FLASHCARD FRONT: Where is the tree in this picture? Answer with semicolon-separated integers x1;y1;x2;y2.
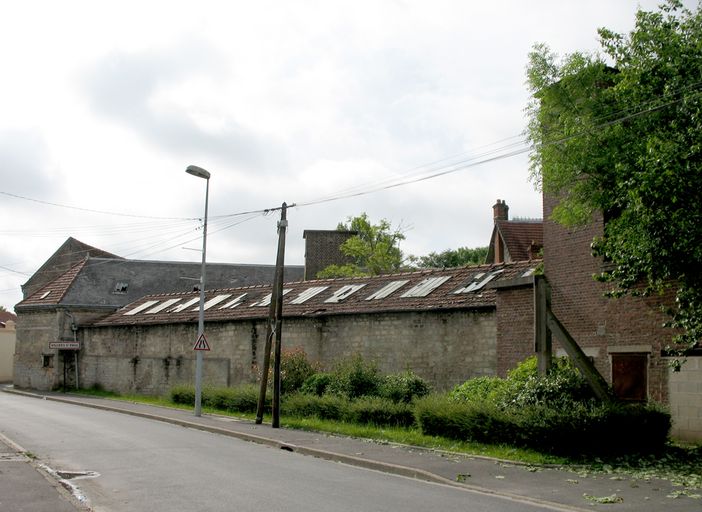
317;213;406;278
409;246;488;268
526;1;702;352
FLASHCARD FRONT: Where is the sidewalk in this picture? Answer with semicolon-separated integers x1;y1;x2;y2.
3;386;700;512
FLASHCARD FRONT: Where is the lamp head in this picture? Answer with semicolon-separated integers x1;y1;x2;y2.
186;165;211;180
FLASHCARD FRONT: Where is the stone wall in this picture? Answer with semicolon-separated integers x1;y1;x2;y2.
77;309;497;396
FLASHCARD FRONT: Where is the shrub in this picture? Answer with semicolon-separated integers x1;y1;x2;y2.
449;376;507;403
379;371;431;403
300;373;333;396
202;385;262;414
326;354;384;399
278;347;319;395
347;397;416;427
171;385;195;405
414;394;671;457
281;393;345;421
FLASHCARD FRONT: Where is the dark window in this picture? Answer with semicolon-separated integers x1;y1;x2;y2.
42;354;54;368
611;353;648;401
113;282;129;294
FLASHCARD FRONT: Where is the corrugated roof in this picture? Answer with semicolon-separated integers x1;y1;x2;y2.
92;260;540;327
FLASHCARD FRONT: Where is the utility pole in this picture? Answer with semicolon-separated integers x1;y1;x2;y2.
256;203;288;426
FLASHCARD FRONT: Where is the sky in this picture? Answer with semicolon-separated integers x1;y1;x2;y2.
0;0;693;312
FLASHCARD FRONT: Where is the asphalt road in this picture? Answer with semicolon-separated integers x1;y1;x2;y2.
0;392;557;512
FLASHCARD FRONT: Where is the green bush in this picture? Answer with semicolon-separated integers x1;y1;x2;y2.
449;376;507;403
414;394;671;457
326;354;384;399
171;385;195;405
379;371;431;403
347;397;416;427
202;385;262;414
281;393;346;421
300;373;333;396
278;347;319;395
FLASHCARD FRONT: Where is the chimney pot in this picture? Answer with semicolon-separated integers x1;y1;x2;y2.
493;199;509;222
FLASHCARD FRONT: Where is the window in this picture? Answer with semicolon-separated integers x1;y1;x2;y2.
145;298;182;314
611;353;648;401
365;280;409;300
124;300;160;316
169;297;200;313
401;276;451;298
219;293;247;309
291;286;329;304
42;354;54;368
113;282;129;294
324;284;366;303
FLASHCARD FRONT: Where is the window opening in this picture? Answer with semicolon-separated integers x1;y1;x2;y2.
145;298;182;314
219;293;247;309
42;354;54;368
291;286;329;304
195;294;232;311
365;280;409;300
454;270;503;294
401;276;451;298
169;297;200;313
324;284;367;303
124;300;160;316
251;289;292;307
113;282;129;294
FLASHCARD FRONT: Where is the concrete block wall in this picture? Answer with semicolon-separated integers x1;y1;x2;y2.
0;321;15;382
668;358;702;442
78;309;497;396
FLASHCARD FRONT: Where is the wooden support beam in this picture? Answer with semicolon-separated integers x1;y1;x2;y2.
534;275;552;376
546;310;613;403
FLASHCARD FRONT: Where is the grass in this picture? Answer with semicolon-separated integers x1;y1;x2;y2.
66;387;702;491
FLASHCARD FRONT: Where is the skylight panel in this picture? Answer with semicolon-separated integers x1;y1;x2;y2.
39;291;51;300
454;270;504;294
522;267;537;278
291;286;329;305
251;289;292;307
169;297;200;313
192;294;232;311
401;276;451;298
324;284;367;303
124;300;160;316
365;280;409;300
145;298;182;314
218;293;247;309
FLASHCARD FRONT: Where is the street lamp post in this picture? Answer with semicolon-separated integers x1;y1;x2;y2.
186;164;211;417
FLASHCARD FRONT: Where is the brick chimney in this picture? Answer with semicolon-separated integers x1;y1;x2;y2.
493;199;509;222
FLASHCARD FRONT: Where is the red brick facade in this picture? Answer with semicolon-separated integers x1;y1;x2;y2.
543;194;675;402
496;285;535;377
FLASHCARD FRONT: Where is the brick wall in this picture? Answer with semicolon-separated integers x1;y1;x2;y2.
496;285;535;377
303;230;356;280
543;194;676;403
77;308;497;396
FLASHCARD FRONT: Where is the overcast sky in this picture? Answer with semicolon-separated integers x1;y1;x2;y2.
1;0;693;312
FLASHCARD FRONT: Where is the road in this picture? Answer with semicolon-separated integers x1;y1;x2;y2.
0;392;561;512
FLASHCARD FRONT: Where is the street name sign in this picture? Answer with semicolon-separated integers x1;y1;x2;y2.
49;341;80;350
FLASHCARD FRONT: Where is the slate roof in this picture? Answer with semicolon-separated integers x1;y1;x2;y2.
21;237;123;298
487;219;543;263
16;257;305;310
92;260;540;328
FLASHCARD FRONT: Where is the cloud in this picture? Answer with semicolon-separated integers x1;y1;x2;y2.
82;39;284;172
0;129;56;196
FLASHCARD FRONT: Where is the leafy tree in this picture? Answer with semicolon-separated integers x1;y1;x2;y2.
317;213;406;278
526;1;702;352
409;246;488;268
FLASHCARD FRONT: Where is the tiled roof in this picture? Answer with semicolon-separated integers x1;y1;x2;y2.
92;260;540;328
0;311;17;325
488;220;543;262
17;259;88;307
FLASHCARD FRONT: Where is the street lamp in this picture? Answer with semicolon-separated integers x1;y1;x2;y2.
186;164;210;417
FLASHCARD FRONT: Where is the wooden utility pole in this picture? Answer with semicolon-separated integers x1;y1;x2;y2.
255;203;288;425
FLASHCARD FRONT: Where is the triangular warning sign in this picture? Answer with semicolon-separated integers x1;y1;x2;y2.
193;333;211;351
